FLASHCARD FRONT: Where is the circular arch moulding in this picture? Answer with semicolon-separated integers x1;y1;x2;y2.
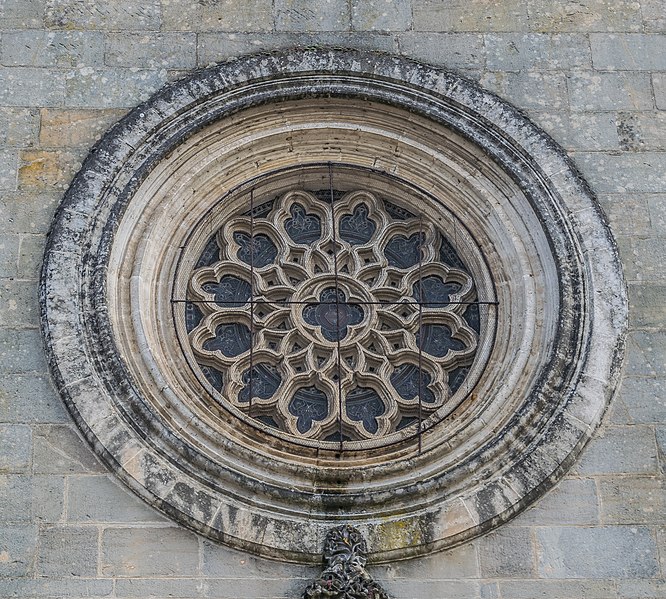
41;49;627;563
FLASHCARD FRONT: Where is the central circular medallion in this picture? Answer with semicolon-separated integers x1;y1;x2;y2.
181;165;489;445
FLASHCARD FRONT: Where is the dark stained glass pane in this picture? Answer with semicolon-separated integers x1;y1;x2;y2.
200;364;224;392
412;276;461;307
448;366;470;394
234;232;277;267
195;236;220;268
285;203;321;244
288;387;329;434
185;301;204;333
345;387;385;434
439;235;466;271
202;275;251;307
396;416;418;431
385;233;424;269
203;323;251;357
463;303;481;333
390;364;435;404
416;324;466;358
302;288;364;342
239;364;281;402
383;200;415;220
339;204;376;245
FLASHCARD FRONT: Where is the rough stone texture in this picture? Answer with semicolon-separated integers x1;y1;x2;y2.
0;1;662;598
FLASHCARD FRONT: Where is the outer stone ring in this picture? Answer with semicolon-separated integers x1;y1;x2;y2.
40;49;627;562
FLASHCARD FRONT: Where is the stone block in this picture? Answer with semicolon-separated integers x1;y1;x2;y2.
480;72;567;110
0;524;37;577
536;526;659;578
373;579;480;599
0;68;65;108
351;0;411;31
618;237;666;284
655;74;666;111
18;149;82;191
198;32;396;66
485;33;591;71
620;376;666;424
591;34;666;71
624;331;666;378
599;476;666;524
575;152;666;193
17;234;44;280
397;33;485;71
628;284;666;330
0;578;113;597
0;280;40;328
0;425;31;473
0;190;61;234
596;195;650;237
104;33;197;69
1;31;104;68
32;425;103;474
479;527;535;578
67;475;164;522
39;108;125;149
0;475;64;523
45;0;160;30
616;112;666;151
574;425;658;475
0;108;39;147
101;527;199;577
372;543;479;579
648;195;666;235
162;0;273;32
568;72;653;111
413;0;529;32
275;0;350;32
641;0;666;32
114;578;203;598
0;150;17;191
0;0;44;28
499;579;620;598
527;0;642;32
0;329;47;374
0;374;69;424
36;525;98;577
617;580;666;598
514;478;598;526
203;539;316;579
0;234;19;278
64;67;168;109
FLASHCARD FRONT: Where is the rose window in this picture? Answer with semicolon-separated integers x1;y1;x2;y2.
184;186;480;442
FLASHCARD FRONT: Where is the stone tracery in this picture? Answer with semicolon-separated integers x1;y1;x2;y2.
186;189;479;441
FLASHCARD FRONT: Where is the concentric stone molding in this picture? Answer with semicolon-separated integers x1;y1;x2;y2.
40;49;627;563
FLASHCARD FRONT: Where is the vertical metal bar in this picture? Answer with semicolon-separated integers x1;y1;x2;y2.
249;188;255;418
329;163;344;453
417;214;424;454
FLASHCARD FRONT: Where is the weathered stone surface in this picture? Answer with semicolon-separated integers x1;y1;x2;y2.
1;31;104;68
352;0;411;31
480;72;567;109
499;579;620;598
39;109;126;148
574;425;658;475
0;0;44;28
655;74;666;111
0;524;37;577
32;425;104;474
162;0;272;31
616;112;666;151
591;34;666;71
0;108;39;148
0;329;47;374
0;578;113;597
67;475;164;522
620;376;666;424
0;475;64;523
617;579;666;598
514;478;598;525
114;578;204;598
0;425;32;473
575;152;666;193
597;195;651;237
599;476;666;524
101;527;199;576
0;68;65;108
485;33;591;71
527;0;642;32
624;331;666;378
568;72;653;111
17;234;44;280
0;150;17;190
0;374;69;423
18;150;82;191
479;527;535;578
104;33;197;69
275;0;350;32
0;190;60;234
648;195;666;235
413;0;529;32
0;234;19;278
617;237;666;284
397;33;484;70
36;525;98;577
45;0;160;30
0;280;41;328
536;526;659;579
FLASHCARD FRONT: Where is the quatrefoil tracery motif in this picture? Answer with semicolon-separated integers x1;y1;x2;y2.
186;190;479;442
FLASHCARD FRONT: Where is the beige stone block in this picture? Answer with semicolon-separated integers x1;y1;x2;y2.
39;108;125;148
18;150;81;190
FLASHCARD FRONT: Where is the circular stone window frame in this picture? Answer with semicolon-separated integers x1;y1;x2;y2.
41;49;627;563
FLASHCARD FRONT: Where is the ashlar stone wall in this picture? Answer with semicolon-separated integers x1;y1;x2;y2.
0;1;665;598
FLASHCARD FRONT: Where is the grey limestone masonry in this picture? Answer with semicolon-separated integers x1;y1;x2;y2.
0;2;663;599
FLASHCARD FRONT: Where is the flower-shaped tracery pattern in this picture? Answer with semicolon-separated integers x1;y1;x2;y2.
186;190;479;441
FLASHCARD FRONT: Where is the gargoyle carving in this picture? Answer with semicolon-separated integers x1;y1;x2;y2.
302;525;390;599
